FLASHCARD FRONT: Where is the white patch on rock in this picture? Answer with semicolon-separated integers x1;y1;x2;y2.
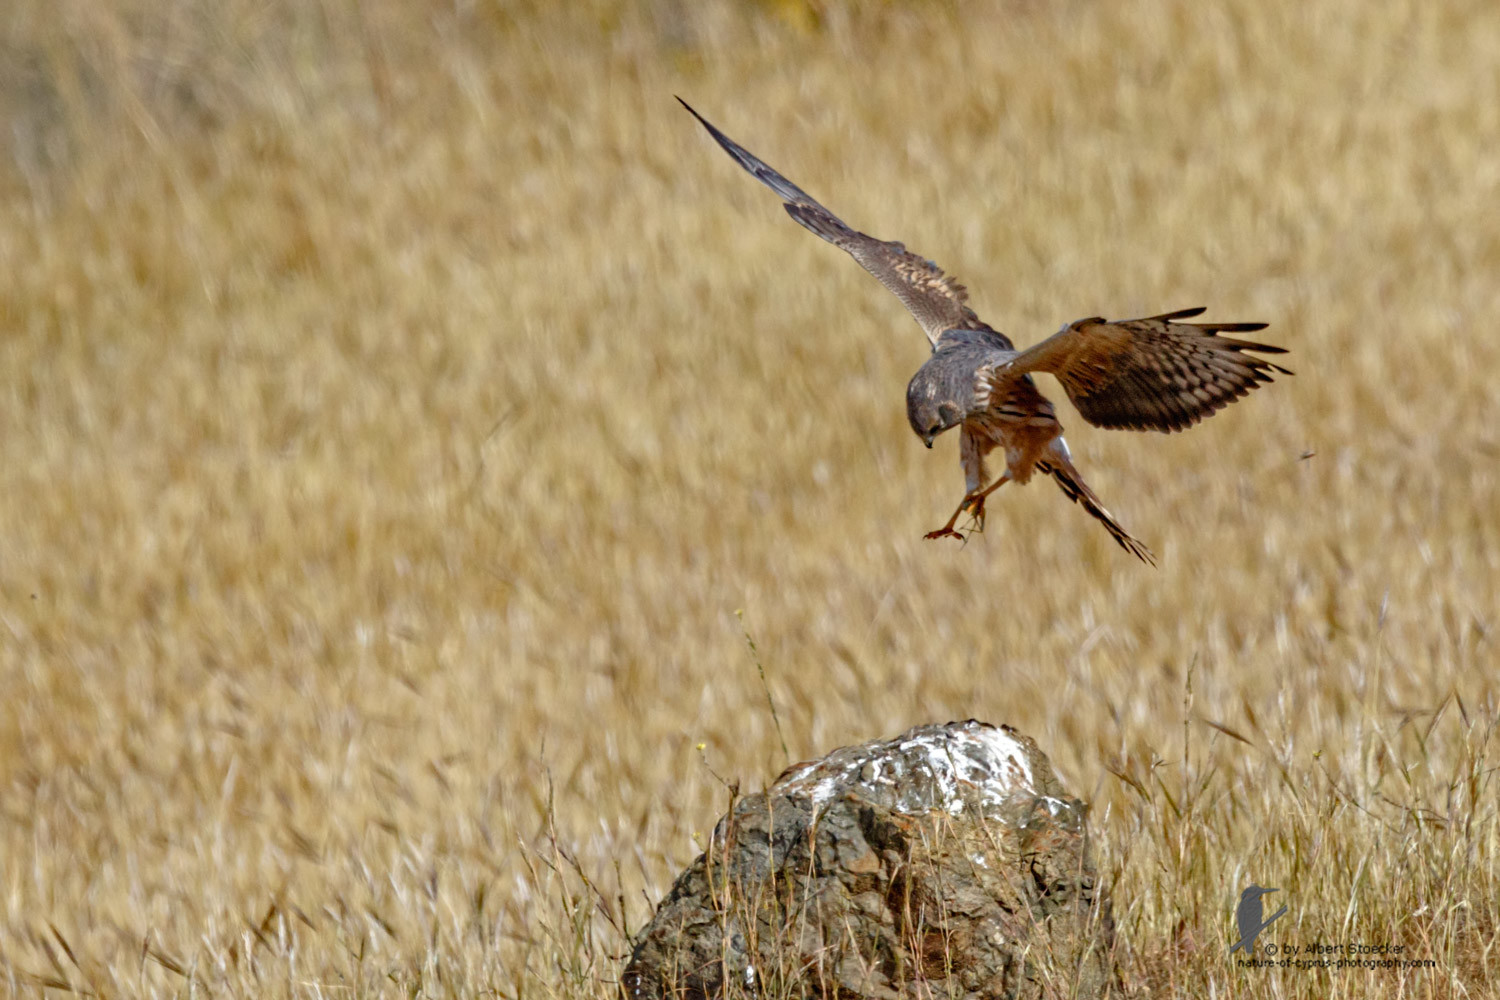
1036;795;1074;817
776;721;1042;819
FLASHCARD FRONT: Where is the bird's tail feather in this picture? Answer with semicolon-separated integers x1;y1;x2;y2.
1037;457;1156;566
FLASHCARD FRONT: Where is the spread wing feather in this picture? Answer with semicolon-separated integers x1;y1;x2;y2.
1002;310;1291;433
679;97;1002;347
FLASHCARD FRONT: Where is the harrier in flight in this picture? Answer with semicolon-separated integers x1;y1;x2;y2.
679;99;1289;563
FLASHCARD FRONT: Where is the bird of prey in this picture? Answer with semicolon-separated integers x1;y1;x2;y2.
679;99;1290;563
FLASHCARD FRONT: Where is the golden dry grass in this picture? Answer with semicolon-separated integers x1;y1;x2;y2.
1;0;1498;996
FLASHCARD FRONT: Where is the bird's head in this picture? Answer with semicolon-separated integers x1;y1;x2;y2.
906;386;965;449
1242;885;1279;900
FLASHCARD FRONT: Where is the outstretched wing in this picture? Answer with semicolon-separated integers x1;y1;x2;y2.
679;98;997;347
1002;307;1291;432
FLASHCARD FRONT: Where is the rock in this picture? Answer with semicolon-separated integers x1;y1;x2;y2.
621;720;1118;1000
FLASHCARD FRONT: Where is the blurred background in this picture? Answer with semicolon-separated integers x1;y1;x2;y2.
1;1;1496;996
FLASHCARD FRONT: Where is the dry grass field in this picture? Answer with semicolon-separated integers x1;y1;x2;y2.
2;0;1498;996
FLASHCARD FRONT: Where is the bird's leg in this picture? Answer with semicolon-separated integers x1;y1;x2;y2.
924;475;1010;541
971;471;1012;505
962;473;1012;532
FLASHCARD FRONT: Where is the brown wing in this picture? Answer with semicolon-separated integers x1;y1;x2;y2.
679;98;999;347
1003;307;1291;432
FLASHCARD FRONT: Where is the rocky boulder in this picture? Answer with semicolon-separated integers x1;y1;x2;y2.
621;720;1119;1000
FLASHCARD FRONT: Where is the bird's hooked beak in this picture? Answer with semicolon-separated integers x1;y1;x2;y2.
923;434;934;449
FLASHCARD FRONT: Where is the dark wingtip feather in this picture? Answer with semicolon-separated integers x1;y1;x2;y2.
1215;337;1290;357
1194;321;1271;333
676;97;734;148
1147;306;1208;321
677;98;819;207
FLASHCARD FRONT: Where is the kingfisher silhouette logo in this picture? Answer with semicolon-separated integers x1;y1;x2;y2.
1230;883;1435;973
1230;884;1288;954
